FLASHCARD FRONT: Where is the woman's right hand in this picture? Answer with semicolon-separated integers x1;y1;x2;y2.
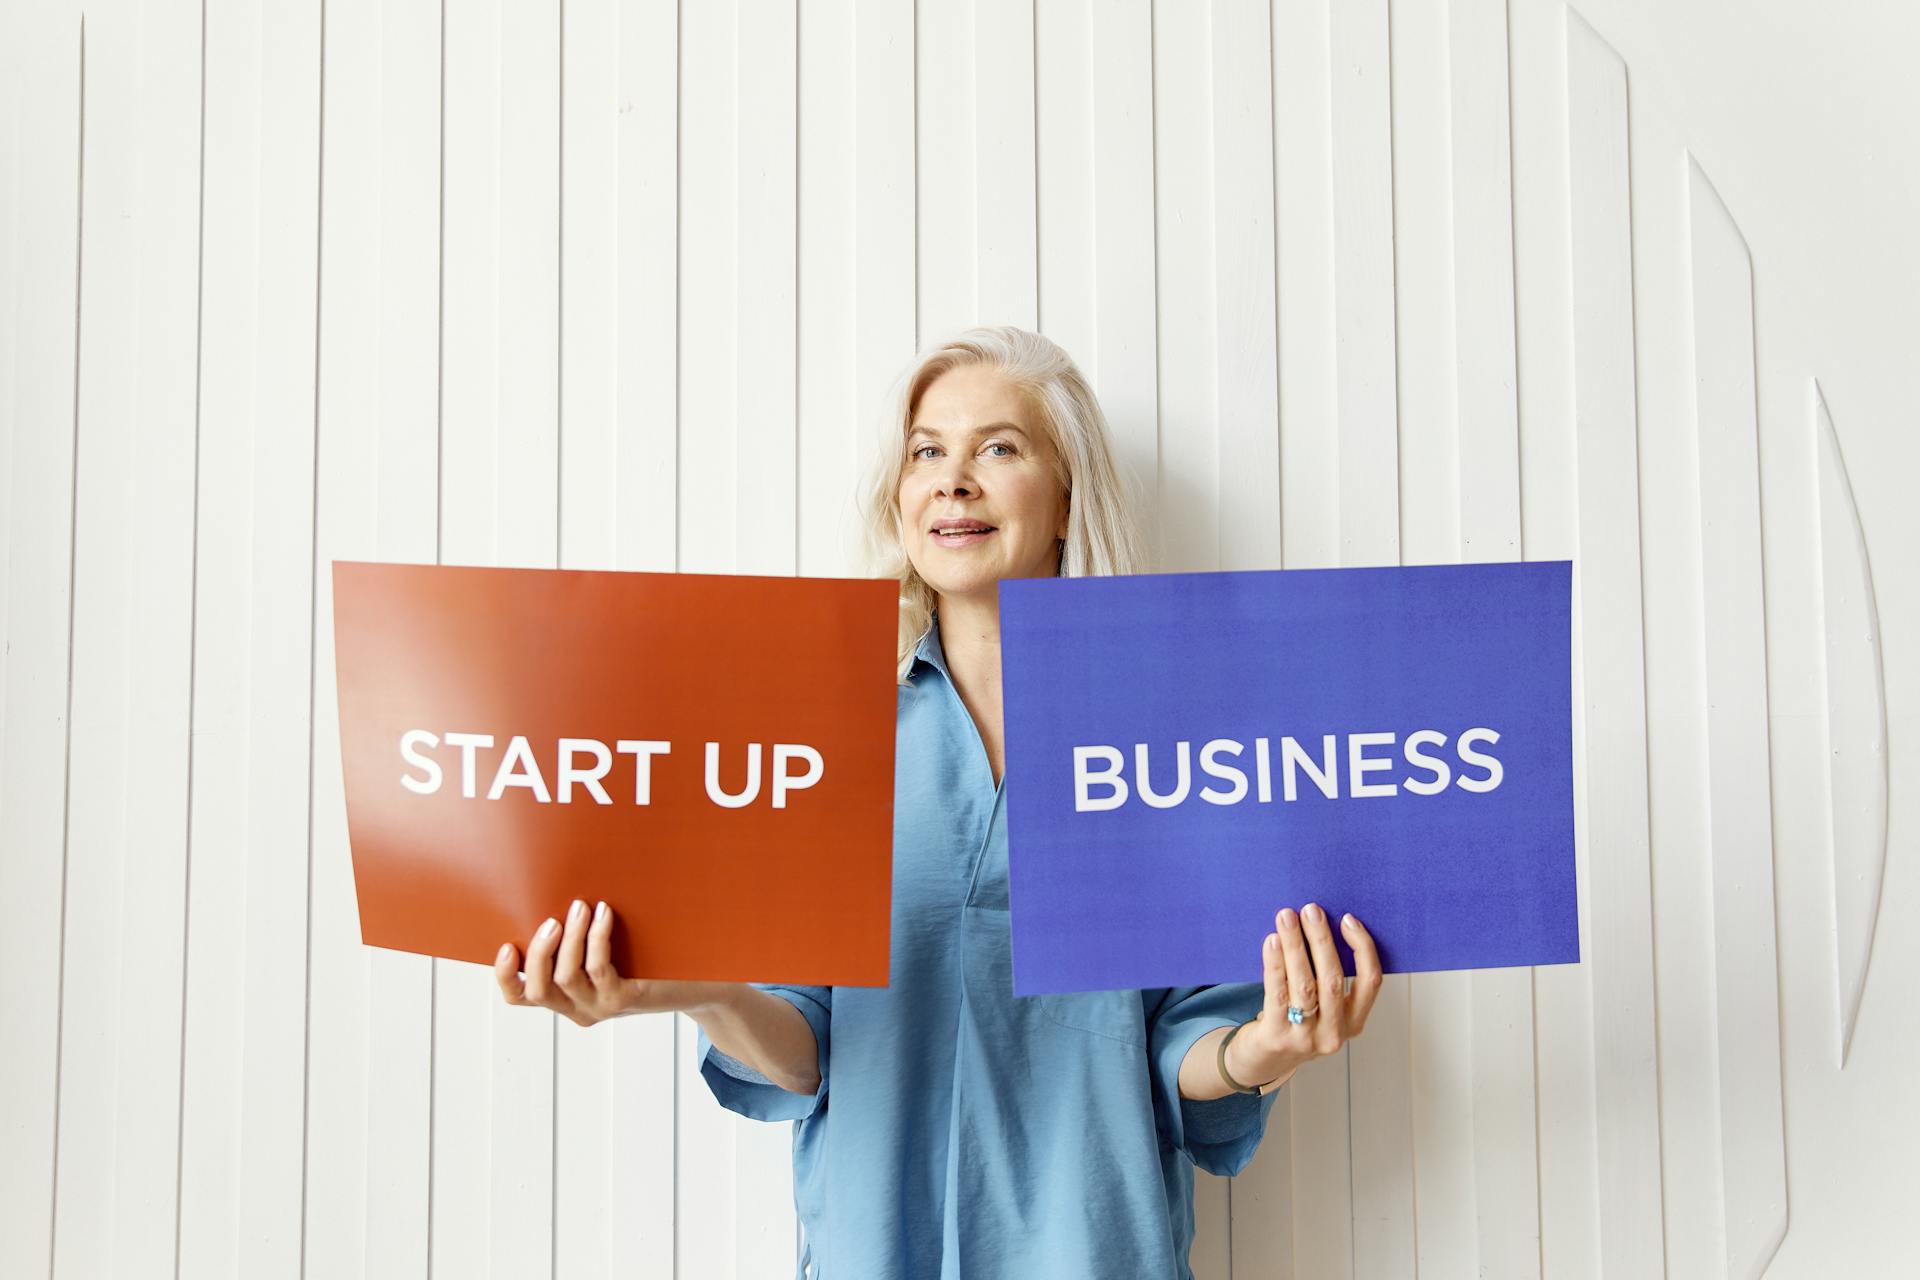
494;898;746;1027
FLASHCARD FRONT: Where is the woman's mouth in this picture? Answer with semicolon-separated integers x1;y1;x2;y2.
932;524;997;546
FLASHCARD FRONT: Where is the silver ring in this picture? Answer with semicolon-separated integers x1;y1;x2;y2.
1286;1003;1319;1025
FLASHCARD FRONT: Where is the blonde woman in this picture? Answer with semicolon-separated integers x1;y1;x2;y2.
496;326;1385;1278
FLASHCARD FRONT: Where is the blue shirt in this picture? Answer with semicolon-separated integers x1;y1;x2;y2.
696;611;1279;1278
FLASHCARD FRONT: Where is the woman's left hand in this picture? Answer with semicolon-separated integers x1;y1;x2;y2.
1224;903;1385;1091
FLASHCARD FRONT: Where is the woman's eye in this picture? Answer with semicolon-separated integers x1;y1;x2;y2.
984;442;1014;457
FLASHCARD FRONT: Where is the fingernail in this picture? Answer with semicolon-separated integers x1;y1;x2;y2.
1342;913;1356;931
537;917;558;940
1281;908;1297;929
1265;933;1277;953
1305;902;1323;924
594;900;608;924
497;943;513;962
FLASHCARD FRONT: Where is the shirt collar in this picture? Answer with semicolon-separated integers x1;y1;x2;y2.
910;609;949;680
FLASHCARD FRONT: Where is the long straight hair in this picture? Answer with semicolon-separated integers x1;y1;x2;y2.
859;326;1150;683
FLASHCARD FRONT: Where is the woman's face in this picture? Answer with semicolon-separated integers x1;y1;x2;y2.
898;364;1070;610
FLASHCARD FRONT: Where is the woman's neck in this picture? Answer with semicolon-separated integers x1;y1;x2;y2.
935;593;1003;695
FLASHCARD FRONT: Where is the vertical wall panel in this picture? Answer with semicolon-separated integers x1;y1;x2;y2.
176;2;321;1277
974;0;1038;331
1628;74;1721;1280
1391;1;1480;1274
1148;0;1215;577
850;1;918;470
798;0;861;579
1509;2;1602;1273
1686;157;1789;1279
557;2;681;1276
730;5;805;1275
1267;1;1352;1273
54;1;202;1276
1329;3;1417;1277
1085;0;1160;529
1273;0;1339;577
437;4;563;1278
1814;377;1891;1070
0;4;82;1276
672;2;750;1273
1210;0;1282;576
915;0;975;349
1563;12;1667;1276
1035;0;1094;361
1145;7;1231;1267
308;2;443;1276
1447;5;1542;1276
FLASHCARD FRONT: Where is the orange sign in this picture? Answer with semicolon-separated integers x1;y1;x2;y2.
331;562;898;986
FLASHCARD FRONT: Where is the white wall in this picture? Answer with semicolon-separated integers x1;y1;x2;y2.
2;1;1913;1276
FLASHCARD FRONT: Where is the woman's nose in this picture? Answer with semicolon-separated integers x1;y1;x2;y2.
933;460;976;499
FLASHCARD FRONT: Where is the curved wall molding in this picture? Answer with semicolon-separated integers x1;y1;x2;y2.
1814;379;1892;1069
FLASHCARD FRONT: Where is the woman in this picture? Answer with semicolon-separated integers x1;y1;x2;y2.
494;326;1384;1278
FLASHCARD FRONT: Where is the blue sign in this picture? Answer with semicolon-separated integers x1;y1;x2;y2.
1000;561;1577;995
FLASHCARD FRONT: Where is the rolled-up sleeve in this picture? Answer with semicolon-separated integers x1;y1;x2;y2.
1146;982;1280;1176
695;983;832;1123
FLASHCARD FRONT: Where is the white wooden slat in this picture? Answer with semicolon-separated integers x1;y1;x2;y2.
1192;1168;1231;1280
798;0;860;580
1228;1094;1295;1280
673;2;746;1273
1686;155;1789;1280
494;5;564;1274
358;139;441;1280
556;1;682;1275
1210;0;1281;577
1328;3;1415;1275
1145;6;1227;1270
306;2;440;1275
1387;0;1479;1272
973;0;1037;332
0;6;82;1276
1563;11;1667;1275
731;6;804;1275
1147;0;1215;577
850;0;917;476
51;0;201;1274
735;0;798;583
1389;0;1460;575
1507;2;1599;1273
1086;0;1160;537
174;0;321;1275
915;0;975;349
554;12;627;1278
438;2;563;1275
1446;5;1542;1276
1034;0;1093;361
1272;0;1338;578
1206;0;1285;1259
1627;100;1719;1280
1448;0;1524;570
1266;1;1346;1272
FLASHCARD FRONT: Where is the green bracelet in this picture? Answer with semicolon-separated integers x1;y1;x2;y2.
1217;1021;1276;1095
